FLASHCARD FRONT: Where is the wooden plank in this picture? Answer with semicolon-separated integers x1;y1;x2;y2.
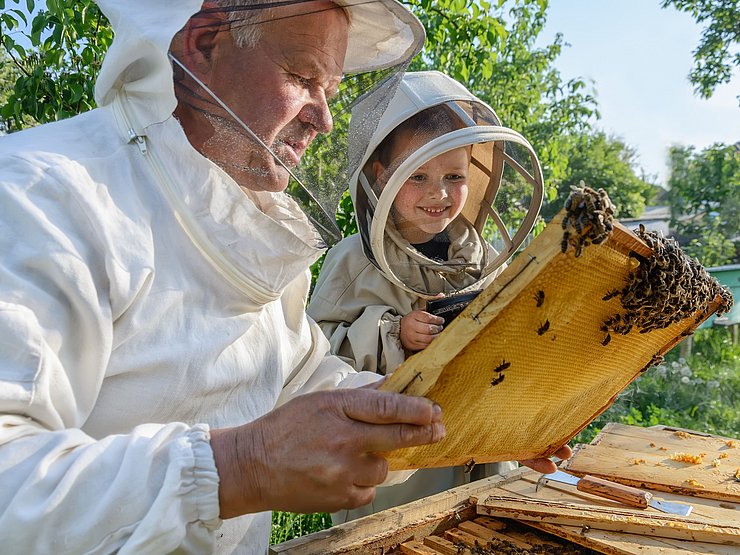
471;516;506;531
444;527;488;548
457;520;503;541
269;470;527;554
477;495;740;545
526;521;740;555
522;521;637;555
399;540;442;555
516;471;738;524
423;535;460;555
445;526;536;551
564;424;740;503
467;517;584;551
272;463;739;555
499;528;563;549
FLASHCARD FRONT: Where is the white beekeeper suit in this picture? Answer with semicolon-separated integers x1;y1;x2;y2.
0;1;423;553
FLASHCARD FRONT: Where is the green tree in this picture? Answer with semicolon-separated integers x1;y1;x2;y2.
0;46;18;131
0;0;112;129
660;0;740;99
667;142;740;265
541;131;657;221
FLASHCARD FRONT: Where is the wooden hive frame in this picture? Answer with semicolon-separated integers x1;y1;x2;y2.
379;212;723;471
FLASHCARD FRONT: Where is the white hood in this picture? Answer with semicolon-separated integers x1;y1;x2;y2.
348;71;545;297
94;0;202;130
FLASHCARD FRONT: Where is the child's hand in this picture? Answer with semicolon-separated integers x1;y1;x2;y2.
400;310;445;352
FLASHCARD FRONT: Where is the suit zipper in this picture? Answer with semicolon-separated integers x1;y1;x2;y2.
112;95;279;305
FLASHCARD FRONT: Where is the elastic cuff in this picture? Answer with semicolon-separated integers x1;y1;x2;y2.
188;424;222;531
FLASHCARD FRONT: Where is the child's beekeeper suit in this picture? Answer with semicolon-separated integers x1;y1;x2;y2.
0;1;425;553
308;71;545;522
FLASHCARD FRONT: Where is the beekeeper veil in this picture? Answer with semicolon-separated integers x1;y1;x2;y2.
350;71;544;298
169;0;425;246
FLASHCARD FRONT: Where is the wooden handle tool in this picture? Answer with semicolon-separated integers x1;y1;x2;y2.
539;469;692;516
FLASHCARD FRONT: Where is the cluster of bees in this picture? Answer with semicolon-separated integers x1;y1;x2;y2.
455;539;593;555
601;224;734;343
558;183;733;347
560;182;616;257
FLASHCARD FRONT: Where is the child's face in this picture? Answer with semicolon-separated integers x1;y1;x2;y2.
375;133;470;244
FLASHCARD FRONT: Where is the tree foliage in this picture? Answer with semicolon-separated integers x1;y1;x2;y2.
660;0;740;100
0;46;20;131
541;131;657;221
0;0;112;129
667;142;740;265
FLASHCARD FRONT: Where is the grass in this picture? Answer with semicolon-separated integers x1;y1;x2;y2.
270;326;740;546
270;511;332;545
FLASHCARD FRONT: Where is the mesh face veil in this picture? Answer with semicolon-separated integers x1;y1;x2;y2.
170;0;424;246
350;71;544;298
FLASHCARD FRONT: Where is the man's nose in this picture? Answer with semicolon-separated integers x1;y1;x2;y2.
300;91;333;134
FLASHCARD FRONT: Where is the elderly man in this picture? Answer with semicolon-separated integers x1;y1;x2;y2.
0;0;569;553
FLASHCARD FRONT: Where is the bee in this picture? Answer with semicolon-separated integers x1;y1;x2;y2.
537;320;550;335
648;353;664;368
574;237;585;258
493;360;511;373
561;184;616;259
561;231;570;254
602;333;612;346
533;290;545;307
490;373;506;387
463;459;476;474
602;289;620;301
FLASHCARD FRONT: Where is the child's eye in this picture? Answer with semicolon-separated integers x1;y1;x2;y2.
446;174;465;181
408;174;426;183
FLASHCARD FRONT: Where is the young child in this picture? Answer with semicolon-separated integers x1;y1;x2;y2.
308;71;544;522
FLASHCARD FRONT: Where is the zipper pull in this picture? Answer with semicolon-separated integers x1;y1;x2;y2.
127;128;148;155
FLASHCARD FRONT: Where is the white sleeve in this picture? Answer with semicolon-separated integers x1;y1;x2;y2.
0;416;220;554
0;158;220;553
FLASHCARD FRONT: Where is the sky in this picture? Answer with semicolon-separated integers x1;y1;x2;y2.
539;0;740;186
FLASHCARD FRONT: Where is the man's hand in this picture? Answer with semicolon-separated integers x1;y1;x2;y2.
400;310;444;352
518;444;573;474
210;389;445;518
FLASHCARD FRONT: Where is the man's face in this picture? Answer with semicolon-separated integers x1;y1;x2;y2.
195;1;348;192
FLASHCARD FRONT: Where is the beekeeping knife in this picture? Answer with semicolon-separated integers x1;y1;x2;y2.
539;470;693;516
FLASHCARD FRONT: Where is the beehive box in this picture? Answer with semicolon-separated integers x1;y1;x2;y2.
378;205;730;471
270;468;599;555
270;426;740;555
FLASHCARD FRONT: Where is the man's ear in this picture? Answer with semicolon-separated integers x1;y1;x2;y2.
174;1;228;77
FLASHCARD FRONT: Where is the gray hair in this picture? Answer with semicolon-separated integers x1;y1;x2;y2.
213;0;349;49
212;0;275;48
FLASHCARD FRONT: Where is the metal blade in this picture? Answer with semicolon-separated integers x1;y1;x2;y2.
650;498;693;517
542;469;580;486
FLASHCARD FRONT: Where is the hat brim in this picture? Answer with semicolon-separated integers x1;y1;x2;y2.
334;0;425;74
